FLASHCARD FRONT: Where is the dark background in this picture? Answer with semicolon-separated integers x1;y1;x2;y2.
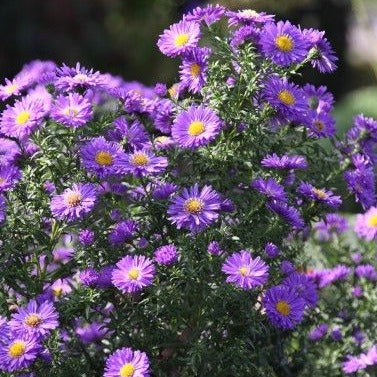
1;0;376;119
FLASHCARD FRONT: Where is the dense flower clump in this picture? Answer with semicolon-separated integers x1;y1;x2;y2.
0;4;376;377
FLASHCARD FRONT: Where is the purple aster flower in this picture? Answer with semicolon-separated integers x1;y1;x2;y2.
262;76;307;121
167;184;222;233
353;330;365;346
282;272;318;307
185;4;225;26
154;244;178;266
0;95;45;139
208;241;223;256
157;20;201;57
79;268;99;287
222;250;269;290
0;138;20;167
342;355;366;374
172;105;222;149
50;183;97;221
303;84;334;113
152;182;178;200
264;242;280;258
351;252;362;264
280;260;296;275
317;265;351;288
251;177;287;202
154;83;167;97
79;229;95;246
108;117;149;151
108;220;138;246
104;347;150;377
314;213;348;241
260;21;308;66
9;300;58;338
179;47;211;94
96;265;115;289
297;182;342;208
51;93;93;128
355;207;377;240
227;9;275;26
352;285;363;298
43;180;55;194
305;110;336;138
230;25;260;48
0;76;29;101
261;153;308;169
80;137;126;179
309;324;328;341
331;327;342;341
54;62;104;91
263;285;305;329
53;248;74;264
75;321;110;344
355;264;377;281
112;255;155;294
151;99;174;134
0;166;22;192
121;149;168;177
267;200;305;229
303;28;337;73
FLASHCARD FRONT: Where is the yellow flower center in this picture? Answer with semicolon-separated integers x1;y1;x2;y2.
168;84;179;98
184;198;203;214
16;111;31;125
278;90;295;106
188;121;205;136
120;363;135;377
239;266;248;276
314;120;324;131
155;136;169;143
275;35;294;52
276;300;291;316
174;33;189;47
312;188;327;199
131;153;149;166
241;9;258;18
52;287;63;297
8;341;26;358
0;177;4;184
25;313;42;327
367;214;377;227
5;84;17;94
64;191;83;207
128;268;139;280
74;73;89;83
63;106;78;117
190;63;201;78
95;151;113;166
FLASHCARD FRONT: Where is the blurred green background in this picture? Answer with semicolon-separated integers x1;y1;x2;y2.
1;0;377;128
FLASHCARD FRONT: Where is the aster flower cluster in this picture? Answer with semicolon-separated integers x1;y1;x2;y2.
0;5;374;377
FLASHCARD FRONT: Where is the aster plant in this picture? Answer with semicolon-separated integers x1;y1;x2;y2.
0;4;376;377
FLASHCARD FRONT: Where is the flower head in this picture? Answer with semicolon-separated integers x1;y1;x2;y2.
355;207;377;241
154;244;178;266
297;182;342;208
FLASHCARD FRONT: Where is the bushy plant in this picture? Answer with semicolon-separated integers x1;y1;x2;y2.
0;4;376;377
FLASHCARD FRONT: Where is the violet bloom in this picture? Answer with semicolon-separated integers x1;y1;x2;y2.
267;200;305;229
112;255;155;294
96;265;115;289
227;9;275;26
50;183;97;222
79;229;95;246
297;182;342;208
355;264;377;281
355;207;377;240
208;241;223;256
51;92;93;128
0;166;22;192
283;273;318;307
309;324;328;341
167;184;222;233
154;244;178;266
251;177;287;202
185;4;226;26
171;105;222;149
261;153;308;170
79;268;99;287
108;220;138;246
306;110;336;138
314;213;348;241
222;250;269;290
75;321;110;344
0;138;20;167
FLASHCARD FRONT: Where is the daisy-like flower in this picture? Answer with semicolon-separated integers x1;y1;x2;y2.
0;138;20;167
54;62;105;91
108;220;139;246
267;200;305;229
111;255;155;294
157;20;201;57
154;244;178;266
0;166;22;192
305;110;336;138
0;334;41;372
0;95;45;139
282;272;318;308
355;264;377;281
251;177;287;202
108;117;149;151
264;242;280;258
80;137;126;178
0;76;28;101
185;4;225;26
171;105;222;149
262;76;307;121
263;285;305;329
261;153;308;170
315;265;352;288
179;47;211;94
260;21;308;66
230;25;260;48
51;93;93;128
152;182;178;200
9;300;58;338
297;182;342;208
222;250;269;290
167;184;222;233
121;149;168;177
50;183;97;221
227;9;275;26
79;268;99;287
314;213;348;241
303;84;334;113
75;321;111;344
104;347;150;377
